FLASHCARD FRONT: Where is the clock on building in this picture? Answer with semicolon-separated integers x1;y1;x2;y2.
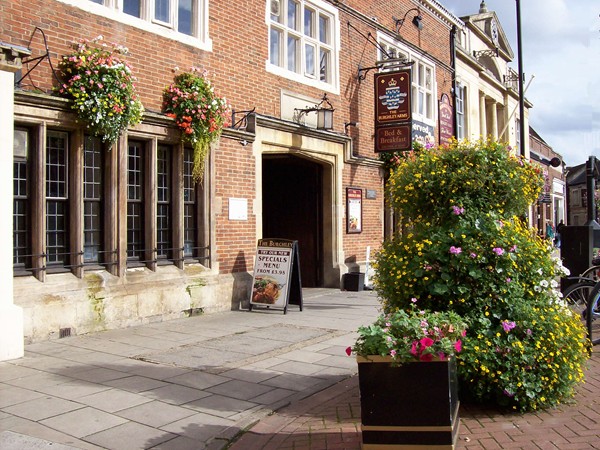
491;19;499;45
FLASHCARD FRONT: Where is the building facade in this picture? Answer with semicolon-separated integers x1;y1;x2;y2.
529;126;566;237
453;2;531;155
1;0;463;351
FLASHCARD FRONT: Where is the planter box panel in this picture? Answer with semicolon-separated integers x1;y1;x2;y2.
358;357;459;449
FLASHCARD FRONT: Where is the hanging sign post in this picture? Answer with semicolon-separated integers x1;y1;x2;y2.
249;238;303;314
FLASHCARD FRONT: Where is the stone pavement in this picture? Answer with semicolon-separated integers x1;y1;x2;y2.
0;288;379;449
2;288;600;449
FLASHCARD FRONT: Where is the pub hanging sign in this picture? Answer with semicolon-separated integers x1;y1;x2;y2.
374;69;413;153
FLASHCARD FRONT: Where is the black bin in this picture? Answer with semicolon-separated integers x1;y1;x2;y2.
342;272;364;291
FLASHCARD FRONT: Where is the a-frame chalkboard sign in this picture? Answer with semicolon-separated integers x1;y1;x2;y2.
249;238;303;314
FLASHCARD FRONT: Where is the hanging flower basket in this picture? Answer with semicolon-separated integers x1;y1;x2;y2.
162;67;230;182
56;36;144;144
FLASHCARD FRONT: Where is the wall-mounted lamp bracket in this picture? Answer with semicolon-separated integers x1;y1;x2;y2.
393;8;423;33
472;47;499;60
344;122;359;135
294;93;335;130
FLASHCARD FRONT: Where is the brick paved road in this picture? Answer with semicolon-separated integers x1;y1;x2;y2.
229;350;600;449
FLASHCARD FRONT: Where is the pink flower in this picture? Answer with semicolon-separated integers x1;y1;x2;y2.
492;247;505;256
451;205;465;215
410;341;418;356
454;340;462;353
390;349;397;357
420;353;434;362
449;246;462;255
420;337;434;348
502;321;516;332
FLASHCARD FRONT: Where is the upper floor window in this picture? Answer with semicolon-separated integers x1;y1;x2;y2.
456;83;466;140
378;39;436;125
267;0;339;91
57;0;208;47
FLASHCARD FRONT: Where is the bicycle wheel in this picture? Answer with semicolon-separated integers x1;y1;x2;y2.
587;282;600;345
580;265;600;281
562;280;594;324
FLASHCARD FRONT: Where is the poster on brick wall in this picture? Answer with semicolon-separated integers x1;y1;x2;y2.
249;239;303;314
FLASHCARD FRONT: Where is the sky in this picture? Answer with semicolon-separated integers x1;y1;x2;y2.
439;0;600;167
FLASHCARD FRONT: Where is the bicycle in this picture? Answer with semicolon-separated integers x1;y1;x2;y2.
585;281;600;345
560;263;600;345
561;277;594;327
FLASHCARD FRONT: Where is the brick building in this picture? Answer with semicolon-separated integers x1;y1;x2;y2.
0;0;462;352
529;126;565;237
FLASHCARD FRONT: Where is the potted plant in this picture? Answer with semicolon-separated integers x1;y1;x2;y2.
56;36;144;144
348;300;467;449
373;138;589;412
162;67;230;182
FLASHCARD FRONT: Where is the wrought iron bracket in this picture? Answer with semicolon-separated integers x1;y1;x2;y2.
15;26;62;88
472;47;499;60
357;58;414;82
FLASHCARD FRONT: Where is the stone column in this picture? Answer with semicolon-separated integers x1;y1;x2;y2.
490;101;498;140
0;43;30;361
479;94;487;138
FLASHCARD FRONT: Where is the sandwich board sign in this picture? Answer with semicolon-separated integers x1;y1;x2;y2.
249;238;303;314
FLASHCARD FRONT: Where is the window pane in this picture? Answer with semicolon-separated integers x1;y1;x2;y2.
426;92;432;119
270;28;282;66
319;48;329;82
123;0;140;17
46;131;69;267
425;67;432;89
155;0;170;23
304;7;314;37
83;136;103;264
127;141;144;260
305;43;315;77
288;0;299;30
287;36;299;72
319;14;329;44
157;146;172;260
178;0;193;35
183;147;198;258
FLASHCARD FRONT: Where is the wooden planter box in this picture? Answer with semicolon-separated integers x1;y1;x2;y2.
357;355;460;449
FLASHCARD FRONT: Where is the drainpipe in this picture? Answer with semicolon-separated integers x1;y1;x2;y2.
450;25;458;138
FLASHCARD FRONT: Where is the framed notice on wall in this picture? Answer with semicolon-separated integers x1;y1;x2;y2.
346;187;362;234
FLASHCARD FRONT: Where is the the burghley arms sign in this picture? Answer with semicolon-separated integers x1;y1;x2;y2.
374;70;413;153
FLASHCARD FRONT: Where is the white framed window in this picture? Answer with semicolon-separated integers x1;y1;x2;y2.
378;35;436;126
267;0;339;92
456;83;466;140
57;0;209;49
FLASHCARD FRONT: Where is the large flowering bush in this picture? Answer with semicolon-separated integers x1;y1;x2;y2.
56;36;144;144
351;299;467;364
373;139;589;411
162;68;230;181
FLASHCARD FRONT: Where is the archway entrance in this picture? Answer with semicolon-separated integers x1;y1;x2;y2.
262;155;323;287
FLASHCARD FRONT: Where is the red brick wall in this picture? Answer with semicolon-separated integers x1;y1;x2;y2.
3;0;455;275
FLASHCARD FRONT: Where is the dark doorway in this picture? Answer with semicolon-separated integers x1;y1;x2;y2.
262;155;323;287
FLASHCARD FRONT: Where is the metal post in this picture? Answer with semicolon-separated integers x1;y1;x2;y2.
516;0;525;157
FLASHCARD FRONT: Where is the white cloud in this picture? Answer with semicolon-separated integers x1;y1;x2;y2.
441;0;599;166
